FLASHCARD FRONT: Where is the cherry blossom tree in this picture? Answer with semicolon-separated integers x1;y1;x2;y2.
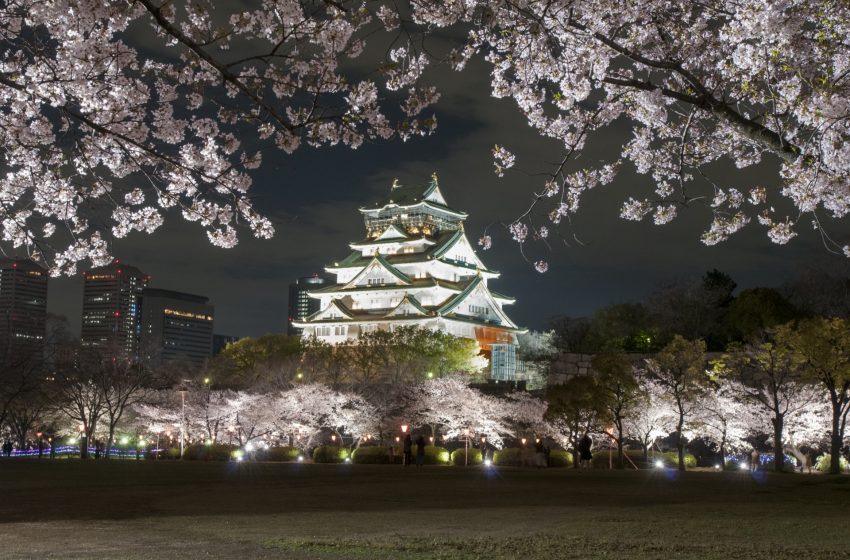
693;379;755;468
271;384;377;448
624;377;674;462
644;336;708;470
779;318;850;475
545;374;604;467
717;336;813;472
409;376;514;447
2;2;848;273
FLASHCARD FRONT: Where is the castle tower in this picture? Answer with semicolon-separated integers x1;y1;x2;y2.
293;176;524;378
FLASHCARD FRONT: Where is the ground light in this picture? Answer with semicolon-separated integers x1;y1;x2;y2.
740;462;749;471
344;457;351;463
484;459;492;467
655;460;664;469
297;455;304;462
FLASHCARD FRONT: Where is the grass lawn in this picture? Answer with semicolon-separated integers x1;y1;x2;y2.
0;460;847;559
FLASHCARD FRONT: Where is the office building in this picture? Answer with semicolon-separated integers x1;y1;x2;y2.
0;258;48;366
81;260;148;361
287;275;327;335
141;288;214;366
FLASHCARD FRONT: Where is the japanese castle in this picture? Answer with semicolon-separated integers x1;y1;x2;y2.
293;175;525;380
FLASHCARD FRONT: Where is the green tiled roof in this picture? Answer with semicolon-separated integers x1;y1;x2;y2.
360;179;467;217
328;230;497;274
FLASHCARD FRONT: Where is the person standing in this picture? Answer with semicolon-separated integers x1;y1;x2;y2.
403;434;413;467
750;448;760;472
579;434;593;469
415;435;426;467
534;439;546;468
479;438;488;464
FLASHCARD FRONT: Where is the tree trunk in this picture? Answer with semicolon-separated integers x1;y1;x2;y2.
106;426;116;459
772;415;784;473
616;437;624;470
572;436;580;469
614;418;624;469
677;413;686;471
719;442;726;470
830;420;842;475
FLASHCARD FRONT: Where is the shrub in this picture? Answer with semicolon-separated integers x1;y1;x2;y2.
816;454;850;473
183;443;236;461
414;445;451;465
493;448;521;466
351;446;394;464
761;454;799;472
312;445;349;463
257;446;301;462
451;448;483;466
593;450;696;469
548;450;573;468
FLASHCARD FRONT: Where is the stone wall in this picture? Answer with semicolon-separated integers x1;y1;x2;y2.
547;352;598;385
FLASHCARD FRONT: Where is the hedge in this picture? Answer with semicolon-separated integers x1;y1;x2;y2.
415;445;451;465
451;448;483;466
312;445;349;463
183;443;236;461
589;450;696;469
548;450;573;467
256;446;302;462
351;446;395;464
816;454;850;473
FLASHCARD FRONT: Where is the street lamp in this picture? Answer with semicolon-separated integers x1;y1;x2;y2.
400;424;409;434
178;384;188;459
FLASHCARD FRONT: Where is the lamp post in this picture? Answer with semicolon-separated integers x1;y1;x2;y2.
463;428;470;467
178;384;188;459
79;424;87;460
400;424;409;466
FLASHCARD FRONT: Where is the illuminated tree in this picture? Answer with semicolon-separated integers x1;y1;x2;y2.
593;353;642;468
717;334;812;472
779;318;850;475
644;336;708;471
624;377;674;462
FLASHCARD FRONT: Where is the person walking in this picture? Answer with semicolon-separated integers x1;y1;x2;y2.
750;448;760;472
415;435;426;467
579;434;593;469
403;434;413;467
2;440;12;457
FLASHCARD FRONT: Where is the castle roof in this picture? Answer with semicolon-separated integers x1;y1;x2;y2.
359;177;468;218
328;229;499;276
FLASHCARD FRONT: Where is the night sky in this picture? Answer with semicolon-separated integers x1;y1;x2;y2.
44;42;848;338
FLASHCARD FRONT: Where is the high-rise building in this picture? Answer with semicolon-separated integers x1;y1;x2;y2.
81;260;148;361
292;175;525;379
140;288;214;366
212;334;240;356
0;258;48;366
287;275;327;335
